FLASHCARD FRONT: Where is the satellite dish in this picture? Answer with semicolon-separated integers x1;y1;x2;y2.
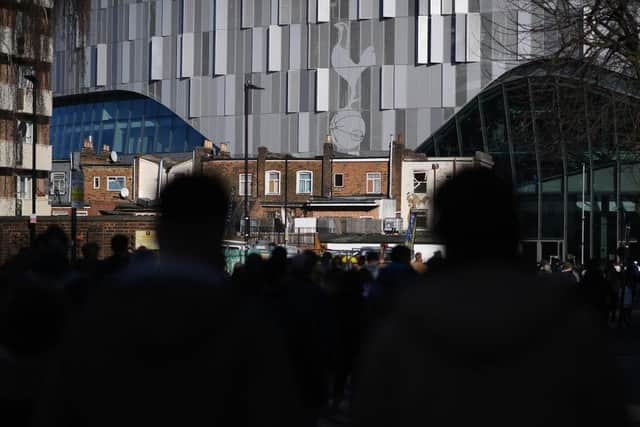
119;187;130;199
110;151;118;162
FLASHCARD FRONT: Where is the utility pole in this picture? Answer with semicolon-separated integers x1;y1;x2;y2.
25;75;38;247
243;80;264;253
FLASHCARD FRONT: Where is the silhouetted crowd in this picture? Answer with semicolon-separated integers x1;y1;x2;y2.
0;170;632;427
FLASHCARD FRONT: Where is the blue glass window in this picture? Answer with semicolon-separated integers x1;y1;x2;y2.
51;92;209;159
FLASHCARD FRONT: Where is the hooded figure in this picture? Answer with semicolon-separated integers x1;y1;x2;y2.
352;169;627;427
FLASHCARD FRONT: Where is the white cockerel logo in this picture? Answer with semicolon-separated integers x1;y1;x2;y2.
331;22;376;109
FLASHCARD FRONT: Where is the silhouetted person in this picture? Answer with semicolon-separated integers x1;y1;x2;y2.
425;249;446;273
1;226;71;426
32;175;302;427
99;234;130;278
352;168;627;427
580;259;612;326
75;242;100;276
329;269;365;412
369;245;417;320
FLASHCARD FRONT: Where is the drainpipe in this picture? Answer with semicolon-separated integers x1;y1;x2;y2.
156;159;164;200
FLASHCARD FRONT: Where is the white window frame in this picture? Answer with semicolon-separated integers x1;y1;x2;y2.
296;170;313;194
50;172;66;195
265;170;281;195
413;170;428;194
107;176;127;192
333;173;344;188
93;176;100;189
17;176;32;199
366;172;382;194
238;173;252;196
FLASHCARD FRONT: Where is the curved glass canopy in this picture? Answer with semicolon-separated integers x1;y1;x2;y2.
51;91;209;159
418;60;640;263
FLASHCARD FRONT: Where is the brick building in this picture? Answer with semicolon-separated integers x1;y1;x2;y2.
203;136;492;239
0;1;54;216
203;137;400;236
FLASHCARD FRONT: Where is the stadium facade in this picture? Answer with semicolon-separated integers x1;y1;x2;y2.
52;0;522;158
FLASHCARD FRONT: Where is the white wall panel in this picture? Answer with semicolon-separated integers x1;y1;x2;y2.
150;37;163;80
83;46;92;87
394;65;408;108
96;43;107;86
183;0;195;32
242;0;253;28
268;25;282;72
317;0;330;22
121;42;130;83
441;0;453;14
162;0;172;36
466;13;481;62
287;70;300;112
298;113;310;152
214;30;228;75
455;0;469;13
128;3;137;40
290;24;302;69
181;33;195;78
518;11;532;58
189;77;201;117
271;0;279;24
455;14;466;63
417;0;428;15
430;15;444;63
417;15;429;64
308;0;317;22
216;0;228;29
279;0;291;25
224;74;235;115
252;27;266;72
442;63;455;107
381;65;394;109
430;0;441;15
315;68;329;111
383;0;397;17
359;0;375;19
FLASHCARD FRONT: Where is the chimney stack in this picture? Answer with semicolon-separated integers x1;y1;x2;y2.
322;134;334;197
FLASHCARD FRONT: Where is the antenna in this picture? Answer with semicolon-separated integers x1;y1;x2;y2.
119;187;130;199
110;151;118;163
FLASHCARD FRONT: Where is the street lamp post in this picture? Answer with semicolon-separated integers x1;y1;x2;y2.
243;80;264;250
431;163;439;229
25;75;38;247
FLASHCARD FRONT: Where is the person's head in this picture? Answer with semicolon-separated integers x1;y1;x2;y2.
82;242;99;260
434;168;518;263
157;174;229;268
291;250;319;279
32;225;70;275
366;251;379;265
390;245;411;265
110;234;129;256
414;252;423;262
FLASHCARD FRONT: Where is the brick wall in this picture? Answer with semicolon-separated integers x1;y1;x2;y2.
82;164;134;215
203;157;324;209
331;160;389;197
0;216;156;265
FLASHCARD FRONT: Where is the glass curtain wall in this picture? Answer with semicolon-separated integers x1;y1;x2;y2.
421;73;640;264
51;92;209;159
